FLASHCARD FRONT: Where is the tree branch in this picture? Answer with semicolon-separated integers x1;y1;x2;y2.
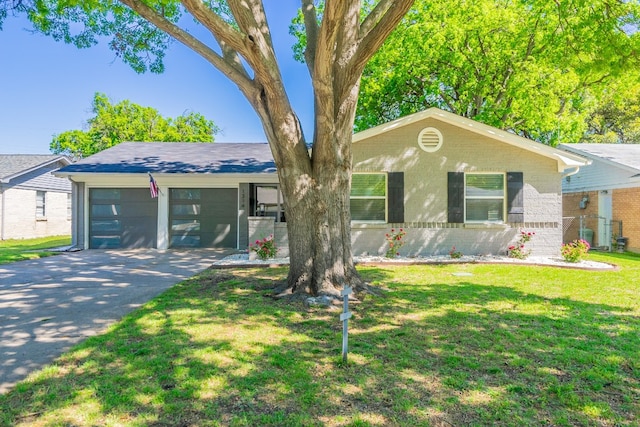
224;0;304;158
314;0;349;84
226;0;280;83
301;0;319;76
118;0;255;92
178;1;254;83
360;0;395;36
351;0;414;76
180;0;246;54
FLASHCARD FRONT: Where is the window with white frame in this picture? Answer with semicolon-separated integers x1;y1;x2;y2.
36;191;46;218
350;173;387;222
465;173;505;222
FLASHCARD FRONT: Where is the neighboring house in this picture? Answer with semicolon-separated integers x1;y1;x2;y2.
559;143;640;252
0;155;72;240
55;108;589;256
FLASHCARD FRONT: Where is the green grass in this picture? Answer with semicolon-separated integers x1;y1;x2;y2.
1;252;638;426
0;235;71;265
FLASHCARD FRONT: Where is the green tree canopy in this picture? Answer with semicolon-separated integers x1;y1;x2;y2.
50;93;219;157
353;0;640;145
583;74;640;144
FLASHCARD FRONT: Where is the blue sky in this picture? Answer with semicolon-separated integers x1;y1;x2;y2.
0;1;314;154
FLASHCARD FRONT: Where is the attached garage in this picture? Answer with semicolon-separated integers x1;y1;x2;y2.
89;188;158;249
57;142;278;251
169;188;237;248
88;187;239;249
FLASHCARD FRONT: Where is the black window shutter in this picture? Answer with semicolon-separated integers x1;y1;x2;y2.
448;172;464;223
507;172;524;223
387;172;404;223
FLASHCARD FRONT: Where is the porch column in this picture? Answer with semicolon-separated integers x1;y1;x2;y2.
157;186;169;249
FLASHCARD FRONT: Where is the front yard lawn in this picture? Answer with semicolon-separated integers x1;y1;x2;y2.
1;252;638;426
0;235;71;265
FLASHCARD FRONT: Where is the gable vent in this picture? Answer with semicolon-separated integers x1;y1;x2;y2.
418;127;443;152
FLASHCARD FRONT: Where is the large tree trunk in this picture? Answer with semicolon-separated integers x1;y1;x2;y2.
280;154;362;298
265;0;413;298
281;149;358;297
277;79;363;298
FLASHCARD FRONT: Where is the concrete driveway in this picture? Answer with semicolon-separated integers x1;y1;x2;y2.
0;248;232;394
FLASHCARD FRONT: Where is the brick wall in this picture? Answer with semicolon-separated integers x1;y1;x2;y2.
351;223;560;257
248;217;273;259
244;117;569;258
613;188;640;252
1;188;71;239
248;216;289;259
563;189;640;251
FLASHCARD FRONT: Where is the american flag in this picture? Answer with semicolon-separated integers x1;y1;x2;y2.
149;173;159;198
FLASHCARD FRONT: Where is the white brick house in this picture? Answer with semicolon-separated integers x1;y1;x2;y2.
349;109;590;257
56;108;589;257
0;155;72;240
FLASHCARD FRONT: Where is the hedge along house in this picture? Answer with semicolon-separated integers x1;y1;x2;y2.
55;108;589;257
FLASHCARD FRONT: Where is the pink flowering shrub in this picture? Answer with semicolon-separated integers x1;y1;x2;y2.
508;230;535;259
561;239;590;263
385;228;406;258
449;246;463;259
250;235;277;260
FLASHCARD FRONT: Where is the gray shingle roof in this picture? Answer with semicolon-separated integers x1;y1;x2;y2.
0;155;69;181
560;144;640;172
57;142;276;174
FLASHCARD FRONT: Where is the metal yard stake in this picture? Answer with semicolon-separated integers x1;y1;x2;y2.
340;286;352;363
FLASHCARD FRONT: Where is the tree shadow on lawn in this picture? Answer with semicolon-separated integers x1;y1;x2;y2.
355;268;639;426
0;266;638;426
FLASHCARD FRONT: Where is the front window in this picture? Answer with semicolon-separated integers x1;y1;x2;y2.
465;173;505;222
36;191;46;218
350;173;387;222
254;185;285;222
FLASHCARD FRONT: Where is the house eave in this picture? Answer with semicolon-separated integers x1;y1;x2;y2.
560;144;640;177
54;171;279;183
1;156;71;183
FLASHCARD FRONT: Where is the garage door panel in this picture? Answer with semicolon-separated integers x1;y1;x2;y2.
200;224;233;247
121;228;155;248
89;188;157;249
123;205;157;217
90;236;121;249
122;220;156;248
170;188;237;248
170;235;200;247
